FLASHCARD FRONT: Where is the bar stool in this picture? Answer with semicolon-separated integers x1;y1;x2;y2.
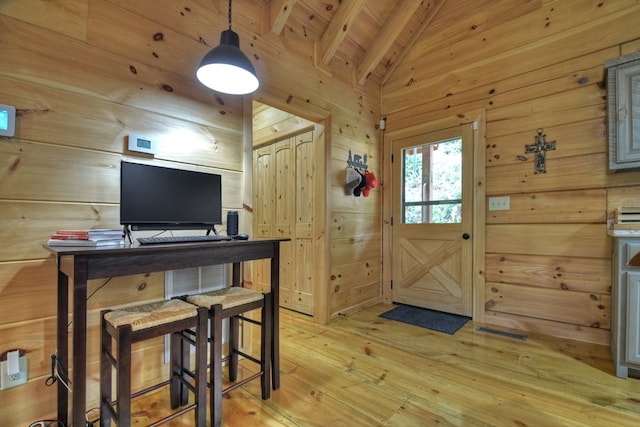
100;299;208;426
185;287;272;427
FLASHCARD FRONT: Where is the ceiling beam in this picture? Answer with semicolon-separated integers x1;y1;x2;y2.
356;0;424;86
270;0;297;35
381;0;447;86
320;0;366;65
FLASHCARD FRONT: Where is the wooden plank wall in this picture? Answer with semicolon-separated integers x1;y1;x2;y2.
382;0;640;345
246;30;383;321
0;1;381;423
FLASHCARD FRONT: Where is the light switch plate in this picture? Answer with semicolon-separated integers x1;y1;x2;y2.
488;196;510;211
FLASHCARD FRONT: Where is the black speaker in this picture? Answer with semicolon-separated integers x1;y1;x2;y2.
227;211;238;236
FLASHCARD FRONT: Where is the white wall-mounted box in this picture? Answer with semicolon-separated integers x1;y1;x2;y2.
0;104;16;138
127;134;157;155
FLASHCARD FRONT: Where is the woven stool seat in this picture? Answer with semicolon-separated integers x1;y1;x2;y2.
104;299;198;331
186;287;264;310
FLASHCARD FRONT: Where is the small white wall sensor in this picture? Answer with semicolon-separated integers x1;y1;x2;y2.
127;134;157;155
0;104;16;137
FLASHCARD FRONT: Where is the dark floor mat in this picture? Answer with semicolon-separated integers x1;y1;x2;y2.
379;304;470;335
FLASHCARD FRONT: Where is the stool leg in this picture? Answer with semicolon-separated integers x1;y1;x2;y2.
117;326;133;425
229;314;239;382
100;312;112;426
261;293;272;400
210;304;223;427
169;330;188;409
195;307;208;427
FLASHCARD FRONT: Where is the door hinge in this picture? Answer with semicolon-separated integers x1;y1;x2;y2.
390;280;393;289
390;216;394;226
391;154;394;163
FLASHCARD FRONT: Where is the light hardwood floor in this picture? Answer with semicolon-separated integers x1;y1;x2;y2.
128;304;640;426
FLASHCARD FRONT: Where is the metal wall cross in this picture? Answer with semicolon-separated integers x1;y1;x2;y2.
525;128;556;174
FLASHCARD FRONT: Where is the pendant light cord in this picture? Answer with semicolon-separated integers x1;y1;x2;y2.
228;0;232;30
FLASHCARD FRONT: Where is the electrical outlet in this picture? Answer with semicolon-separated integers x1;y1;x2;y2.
0;357;28;390
488;196;510;211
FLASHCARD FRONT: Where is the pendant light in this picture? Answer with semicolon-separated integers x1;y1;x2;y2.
196;0;259;95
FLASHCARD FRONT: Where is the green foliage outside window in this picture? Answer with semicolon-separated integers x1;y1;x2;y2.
403;139;462;224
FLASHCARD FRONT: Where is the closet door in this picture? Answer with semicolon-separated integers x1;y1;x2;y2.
252;131;315;315
274;139;295;309
254;144;274;238
252;138;295;310
293;131;315;314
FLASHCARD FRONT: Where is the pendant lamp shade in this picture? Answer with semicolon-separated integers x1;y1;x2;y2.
196;1;259;95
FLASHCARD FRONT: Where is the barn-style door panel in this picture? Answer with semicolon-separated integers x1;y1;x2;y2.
395;231;466;314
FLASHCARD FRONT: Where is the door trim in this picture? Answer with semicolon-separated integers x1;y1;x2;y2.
382;109;487;322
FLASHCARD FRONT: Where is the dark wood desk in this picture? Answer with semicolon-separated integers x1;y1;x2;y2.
50;239;286;427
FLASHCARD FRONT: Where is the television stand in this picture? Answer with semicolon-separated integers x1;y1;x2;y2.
122;225;223;245
122;225;132;244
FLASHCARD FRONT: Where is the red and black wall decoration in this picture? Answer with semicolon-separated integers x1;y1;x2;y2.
344;150;377;197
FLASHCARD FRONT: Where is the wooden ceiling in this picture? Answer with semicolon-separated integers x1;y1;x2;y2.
253;0;446;86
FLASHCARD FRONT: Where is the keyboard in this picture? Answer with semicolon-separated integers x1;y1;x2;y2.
137;235;233;245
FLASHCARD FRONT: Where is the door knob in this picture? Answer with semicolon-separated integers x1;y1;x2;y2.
462;233;470;240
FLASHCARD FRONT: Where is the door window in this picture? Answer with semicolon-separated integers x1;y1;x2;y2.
401;137;462;224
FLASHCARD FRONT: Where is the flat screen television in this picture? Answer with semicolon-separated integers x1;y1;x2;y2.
120;161;222;231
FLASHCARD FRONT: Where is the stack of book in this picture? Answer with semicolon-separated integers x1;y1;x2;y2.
47;229;125;247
